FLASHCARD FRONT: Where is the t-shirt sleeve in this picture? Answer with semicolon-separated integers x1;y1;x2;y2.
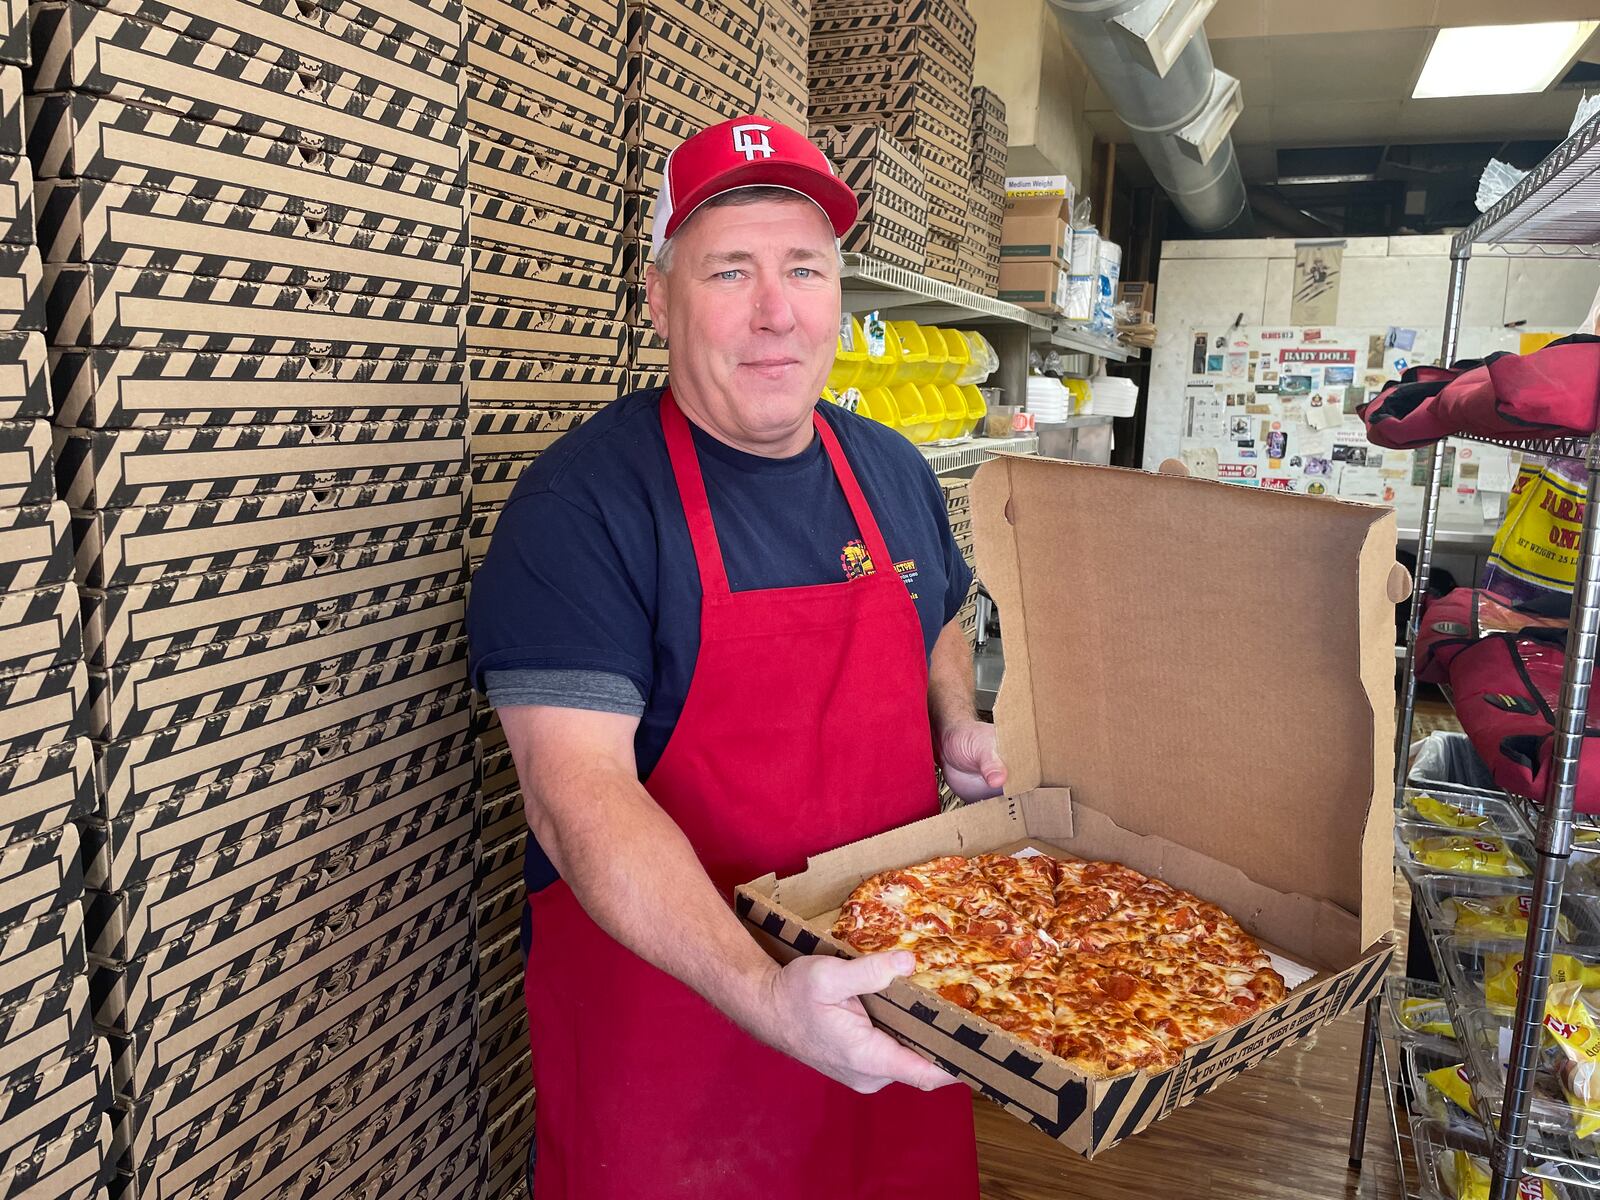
484;668;644;717
467;488;654;699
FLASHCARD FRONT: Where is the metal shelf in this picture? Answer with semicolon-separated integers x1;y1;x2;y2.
1454;108;1600;253
917;434;1039;476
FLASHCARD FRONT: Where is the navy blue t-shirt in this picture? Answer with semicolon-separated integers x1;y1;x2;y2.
466;387;973;894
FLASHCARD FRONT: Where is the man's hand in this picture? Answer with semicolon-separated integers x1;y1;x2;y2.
939;717;1007;803
757;952;965;1094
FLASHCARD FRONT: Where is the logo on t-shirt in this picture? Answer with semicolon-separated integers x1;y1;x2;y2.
840;539;875;580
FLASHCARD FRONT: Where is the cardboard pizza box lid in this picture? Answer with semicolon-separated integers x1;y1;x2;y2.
0;1112;108;1200
0;331;47;421
0;736;94;845
0;580;80;681
0;900;86;1016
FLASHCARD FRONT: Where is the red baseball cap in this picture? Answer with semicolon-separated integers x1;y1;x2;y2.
651;116;859;257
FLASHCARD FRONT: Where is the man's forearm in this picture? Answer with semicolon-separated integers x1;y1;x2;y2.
522;756;781;1035
927;618;978;738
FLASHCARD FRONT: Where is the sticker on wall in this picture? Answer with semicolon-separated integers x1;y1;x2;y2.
1367;335;1386;369
1291;242;1343;324
1192;333;1209;375
1262;476;1294;492
1218;463;1258;480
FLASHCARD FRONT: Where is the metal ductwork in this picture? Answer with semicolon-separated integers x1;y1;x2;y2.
1047;0;1250;234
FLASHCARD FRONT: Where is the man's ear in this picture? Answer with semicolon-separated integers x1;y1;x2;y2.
644;263;668;346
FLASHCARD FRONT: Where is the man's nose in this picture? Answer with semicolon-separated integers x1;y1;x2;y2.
750;273;797;333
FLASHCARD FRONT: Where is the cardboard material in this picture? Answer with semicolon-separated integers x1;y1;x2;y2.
1001;194;1073;264
468;187;621;271
0;900;86;1017
0;737;94;846
36;178;465;298
468;355;624;407
0;1038;110;1173
72;472;467;589
0;659;85;764
0;974;92;1089
0;152;33;245
737;454;1398;1155
44;262;464;357
627;0;758;61
0;0;26;66
466;21;621;130
81;529;466;667
0;1113;107;1200
0;66;21;156
0;331;46;420
55;418;467;509
463;73;624;178
997;259;1067;312
299;1077;478;1200
811;0;976;54
817;125;929;269
626;55;750;143
95;639;466;816
466;0;621;83
0;501;72;593
466;304;626;359
0;416;52;505
628;6;757;112
28;93;467;242
0;243;44;329
469;246;625;320
466;138;622;228
52;348;463;429
0;822;80;933
85;582;466;742
0;580;80;681
29;4;464;181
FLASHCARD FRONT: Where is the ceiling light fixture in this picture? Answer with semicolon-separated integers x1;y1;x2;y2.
1413;21;1598;99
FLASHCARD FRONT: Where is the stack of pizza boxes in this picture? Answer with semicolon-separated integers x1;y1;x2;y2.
0;6;112;1195
26;0;483;1195
811;123;928;272
808;0;975;284
753;0;807;131
961;86;1006;297
938;476;979;644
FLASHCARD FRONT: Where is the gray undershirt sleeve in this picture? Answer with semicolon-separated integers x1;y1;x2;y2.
484;668;646;718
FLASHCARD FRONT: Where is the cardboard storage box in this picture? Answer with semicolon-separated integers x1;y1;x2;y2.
0;974;92;1089
738;455;1399;1156
466;305;626;360
467;139;623;229
811;0;976;54
28;94;467;243
0;331;46;420
0;417;54;508
72;472;466;588
463;74;625;178
94;640;466;815
52;348;463;430
56;418;466;509
0;1038;110;1177
467;0;622;83
0;658;84;764
626;0;758;59
0;580;80;680
85;582;466;742
1001;194;1073;265
469;247;625;320
468;188;622;272
810;19;971;84
106;864;471;1101
0;0;25;66
466;21;622;130
0;897;86;1014
997;259;1067;313
628;6;757;112
0;500;72;592
89;700;469;895
0;822;82;932
44;263;464;357
628;367;667;393
0;152;32;245
468;356;623;406
0;242;42;329
36;179;465;299
0;1112;108;1200
0;736;94;845
31;4;464;181
626;53;752;138
0;66;21;155
80;529;466;667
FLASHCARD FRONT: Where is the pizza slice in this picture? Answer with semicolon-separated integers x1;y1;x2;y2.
833;867;1052;965
1052;976;1180;1077
973;852;1060;928
880;860;1058;963
910;961;1059;1053
1080;945;1285;1015
1086;957;1257;1048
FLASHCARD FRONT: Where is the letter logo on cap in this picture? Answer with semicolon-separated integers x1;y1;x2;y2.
732;122;774;160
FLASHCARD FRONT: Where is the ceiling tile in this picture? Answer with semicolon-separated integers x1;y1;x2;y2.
1428;0;1600;24
1394;91;1583;139
1207;0;1269;39
1265;30;1432;102
1263;0;1434;35
1269;99;1406;143
1209;37;1275;95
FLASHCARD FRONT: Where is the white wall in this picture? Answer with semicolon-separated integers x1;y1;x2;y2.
1144;236;1600;471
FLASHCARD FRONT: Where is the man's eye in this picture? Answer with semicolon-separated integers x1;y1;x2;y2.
716;270;742;281
792;267;813;279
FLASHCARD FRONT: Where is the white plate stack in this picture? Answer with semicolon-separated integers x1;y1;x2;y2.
1090;375;1139;418
1025;376;1070;423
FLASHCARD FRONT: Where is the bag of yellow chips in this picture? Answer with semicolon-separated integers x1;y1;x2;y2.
1449;894;1574;941
1413;794;1493;830
1440;1149;1558;1200
1410;834;1529;878
1543;981;1600;1137
1483;952;1600;1016
1423;1063;1477;1115
1400;996;1457;1039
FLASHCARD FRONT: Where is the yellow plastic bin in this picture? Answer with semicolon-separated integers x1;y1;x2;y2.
889;382;936;443
887;321;933;385
827;316;868;392
959;383;987;433
934;383;970;440
933;328;969;384
861;386;898;431
857;318;902;389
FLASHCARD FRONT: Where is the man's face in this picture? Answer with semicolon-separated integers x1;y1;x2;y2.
646;196;841;450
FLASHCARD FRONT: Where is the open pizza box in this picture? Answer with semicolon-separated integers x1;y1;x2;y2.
736;455;1400;1156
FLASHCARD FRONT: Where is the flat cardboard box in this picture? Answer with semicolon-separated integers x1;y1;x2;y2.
94;638;467;815
738;454;1398;1156
1;1038;110;1175
52;347;463;430
90;698;469;892
44;262;464;357
754;72;806;133
810;46;970;117
1001;194;1073;264
85;582;466;743
478;828;526;896
90;808;473;1034
1;1113;108;1200
463;73;624;178
469;403;591;459
0;580;80;681
107;867;471;1102
0;242;43;329
81;529;467;667
628;6;757;112
0;331;46;420
0;974;92;1090
0;151;32;245
36;179;465;299
812;0;976;47
0;822;81;934
466;305;626;360
466;140;623;229
55;418;467;509
72;472;467;589
305;1082;478;1200
997;259;1068;312
477;932;525;1016
468;356;624;406
484;1055;530;1128
468;188;621;272
30;4;464;182
476;877;524;955
0;66;20;155
469;246;625;320
0;416;51;505
71;0;460;114
0;659;85;765
466;21;621;129
0;900;86;1016
626;0;758;59
28;94;466;242
628;367;666;393
0;736;94;845
0;0;24;65
0;501;72;593
626;55;751;143
466;0;621;83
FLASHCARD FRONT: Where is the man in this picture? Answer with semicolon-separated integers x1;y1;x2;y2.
468;116;1006;1200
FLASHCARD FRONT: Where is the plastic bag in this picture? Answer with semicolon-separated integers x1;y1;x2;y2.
1401;997;1457;1039
1424;1063;1478;1115
1411;793;1493;829
1448;894;1573;941
1408;834;1529;878
1482;457;1588;611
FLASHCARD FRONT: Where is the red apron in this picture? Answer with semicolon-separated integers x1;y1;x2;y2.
523;392;979;1199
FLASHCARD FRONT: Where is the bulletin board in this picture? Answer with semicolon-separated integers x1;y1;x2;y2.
1177;324;1523;533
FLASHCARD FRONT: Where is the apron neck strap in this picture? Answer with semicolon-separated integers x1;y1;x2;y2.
659;390;897;597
